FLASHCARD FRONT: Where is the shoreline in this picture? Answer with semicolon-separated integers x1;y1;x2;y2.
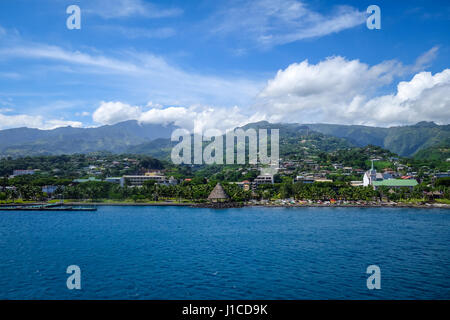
66;201;450;209
2;201;448;209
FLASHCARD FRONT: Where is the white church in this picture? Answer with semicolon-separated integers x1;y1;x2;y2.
363;160;393;186
363;160;417;190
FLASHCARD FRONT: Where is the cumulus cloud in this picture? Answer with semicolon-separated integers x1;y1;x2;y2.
358;70;450;126
92;101;141;125
91;51;449;131
256;56;398;120
41;119;84;130
92;101;265;133
256;55;450;126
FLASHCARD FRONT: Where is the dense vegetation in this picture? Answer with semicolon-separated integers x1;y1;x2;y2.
1;120;449;160
1;141;449;203
307;121;450;158
0;153;163;177
1;178;448;203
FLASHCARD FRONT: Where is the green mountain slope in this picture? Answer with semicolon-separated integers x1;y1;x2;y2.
0;120;448;160
413;137;450;161
125;121;353;160
0;121;177;157
306;121;450;158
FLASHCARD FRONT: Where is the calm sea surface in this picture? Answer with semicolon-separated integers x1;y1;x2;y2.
0;206;449;299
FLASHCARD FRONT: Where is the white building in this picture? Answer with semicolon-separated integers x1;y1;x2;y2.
363;161;377;186
120;174;166;187
253;174;274;186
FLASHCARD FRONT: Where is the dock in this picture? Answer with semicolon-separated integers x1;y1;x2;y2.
0;204;97;211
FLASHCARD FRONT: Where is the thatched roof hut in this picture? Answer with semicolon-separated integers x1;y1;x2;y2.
208;183;230;202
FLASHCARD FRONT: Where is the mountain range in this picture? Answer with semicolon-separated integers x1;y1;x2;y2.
0;120;449;160
0;121;176;157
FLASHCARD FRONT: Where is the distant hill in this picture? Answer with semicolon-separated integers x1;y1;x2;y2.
305;121;450;158
126;121;354;160
239;121;353;155
0;121;177;157
0;120;448;160
126;138;175;160
413;137;450;161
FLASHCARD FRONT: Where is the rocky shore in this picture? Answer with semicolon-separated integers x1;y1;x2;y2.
193;202;244;209
1;201;449;210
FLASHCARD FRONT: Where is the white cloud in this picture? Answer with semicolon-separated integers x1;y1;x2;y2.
92;101;265;133
413;46;440;72
0;43;262;107
0;113;82;130
0;44;139;73
93;101;141;125
0;24;446;130
358;70;450;126
256;55;450;126
257;56;398;116
208;0;365;47
41;119;84;130
146;101;163;109
85;48;449;130
87;0;182;19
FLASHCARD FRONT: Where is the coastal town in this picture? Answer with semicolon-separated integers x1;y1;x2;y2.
1;146;449;207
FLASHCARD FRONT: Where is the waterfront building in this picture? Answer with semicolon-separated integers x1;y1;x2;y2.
372;179;418;190
363;160;392;186
231;180;251;191
73;177;102;183
253;174;274;186
314;178;334;183
105;177;121;184
363;160;417;189
120;173;166;187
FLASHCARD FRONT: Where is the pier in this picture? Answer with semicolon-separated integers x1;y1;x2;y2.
0;203;97;211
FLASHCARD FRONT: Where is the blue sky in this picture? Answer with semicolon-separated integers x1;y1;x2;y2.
0;0;449;131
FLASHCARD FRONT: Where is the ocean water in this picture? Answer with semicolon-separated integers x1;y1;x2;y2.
0;206;449;300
